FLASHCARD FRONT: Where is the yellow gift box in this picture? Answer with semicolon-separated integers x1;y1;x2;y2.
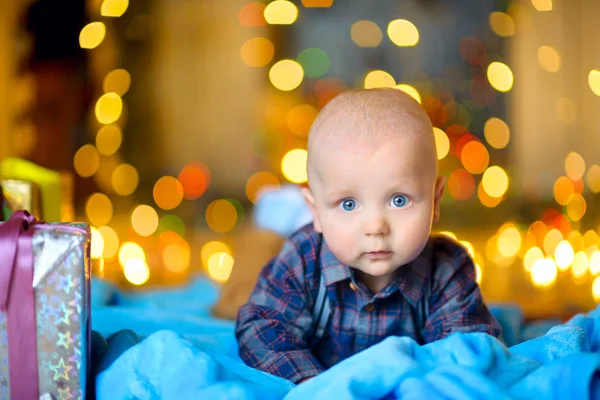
0;157;64;222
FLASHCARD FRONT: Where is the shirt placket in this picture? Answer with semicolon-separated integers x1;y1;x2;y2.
349;278;376;352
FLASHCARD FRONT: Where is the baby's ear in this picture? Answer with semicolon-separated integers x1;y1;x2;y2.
433;176;446;224
300;186;322;232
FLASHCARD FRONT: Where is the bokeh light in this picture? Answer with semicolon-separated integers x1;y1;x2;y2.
524;246;544;272
553;176;574;205
123;258;150;286
566;194;586;222
131;205;159;237
395;84;421;104
85;193;113;226
269;60;304;91
74;144;101;178
206;199;238;233
281;148;308;183
96;125;122;156
79;22;106;49
153;176;184;210
178;162;210;200
590;251;600;275
90;227;105;259
99;226;119;259
529;221;548;248
208;252;235;282
586;165;600;193
364;70;395;89
301;0;334;6
485;234;505;266
118;241;146;267
589;70;600;96
484;117;510;149
350;20;383;48
530;258;557;288
537;46;560;73
201;241;232;270
554;240;574;271
103;69;131;96
481;166;509;198
287;104;318;137
156;216;186;239
583;230;599;249
487;62;514;92
387;19;419;47
489;12;515;37
565;152;585;181
163;241;191;273
531;0;552;12
264;0;298;25
459;37;485;66
572;251;589;279
460;141;489;174
478;182;502;208
238;2;266;27
593;277;600;302
112;164;139;196
241;38;275;67
448;169;475;201
497;224;521;258
297;48;330;78
101;0;129;17
246;171;280;204
95;93;123;124
543;228;563;256
567;230;584;252
94;154;120;194
433;127;450;160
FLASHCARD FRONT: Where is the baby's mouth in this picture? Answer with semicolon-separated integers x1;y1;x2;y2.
364;251;393;260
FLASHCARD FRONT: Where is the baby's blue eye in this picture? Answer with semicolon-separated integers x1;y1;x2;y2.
391;195;408;208
340;199;356;211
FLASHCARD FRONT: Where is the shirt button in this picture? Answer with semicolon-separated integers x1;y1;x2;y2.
365;303;375;312
349;282;357;291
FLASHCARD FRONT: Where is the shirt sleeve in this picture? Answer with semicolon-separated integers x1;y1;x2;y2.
422;242;502;342
235;240;325;383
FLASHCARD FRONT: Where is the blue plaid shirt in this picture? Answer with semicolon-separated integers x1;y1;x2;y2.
235;224;501;383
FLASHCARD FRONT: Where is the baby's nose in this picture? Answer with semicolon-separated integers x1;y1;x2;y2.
364;216;390;236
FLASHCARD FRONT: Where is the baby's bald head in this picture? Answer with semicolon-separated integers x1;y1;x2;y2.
306;88;438;184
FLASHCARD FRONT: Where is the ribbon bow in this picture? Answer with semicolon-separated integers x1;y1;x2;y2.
0;210;40;399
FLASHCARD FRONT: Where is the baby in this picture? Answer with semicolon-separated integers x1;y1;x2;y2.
235;88;501;384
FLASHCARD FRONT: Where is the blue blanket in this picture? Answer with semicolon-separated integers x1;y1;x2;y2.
91;277;600;399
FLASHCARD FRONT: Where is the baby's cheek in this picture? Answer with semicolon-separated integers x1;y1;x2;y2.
323;223;357;260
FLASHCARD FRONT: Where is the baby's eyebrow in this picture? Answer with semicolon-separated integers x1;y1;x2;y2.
325;190;352;199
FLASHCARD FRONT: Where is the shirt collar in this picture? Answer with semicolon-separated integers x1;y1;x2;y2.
319;236;434;308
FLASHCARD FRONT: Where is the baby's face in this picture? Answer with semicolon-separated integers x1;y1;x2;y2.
306;133;443;287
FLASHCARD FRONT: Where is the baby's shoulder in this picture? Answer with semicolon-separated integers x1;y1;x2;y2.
270;224;323;288
428;233;472;262
286;223;322;254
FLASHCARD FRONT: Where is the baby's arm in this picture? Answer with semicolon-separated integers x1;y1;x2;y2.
235;241;324;383
421;239;502;342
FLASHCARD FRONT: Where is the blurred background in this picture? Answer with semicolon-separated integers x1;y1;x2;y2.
1;0;600;320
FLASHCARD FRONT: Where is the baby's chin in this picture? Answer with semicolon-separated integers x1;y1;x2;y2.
350;257;409;277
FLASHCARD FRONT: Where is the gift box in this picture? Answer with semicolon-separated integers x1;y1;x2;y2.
0;179;42;221
0;157;64;222
0;211;91;399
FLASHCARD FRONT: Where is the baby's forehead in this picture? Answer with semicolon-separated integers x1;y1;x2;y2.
309;89;433;146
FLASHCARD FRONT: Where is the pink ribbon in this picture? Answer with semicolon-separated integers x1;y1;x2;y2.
0;210;39;399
